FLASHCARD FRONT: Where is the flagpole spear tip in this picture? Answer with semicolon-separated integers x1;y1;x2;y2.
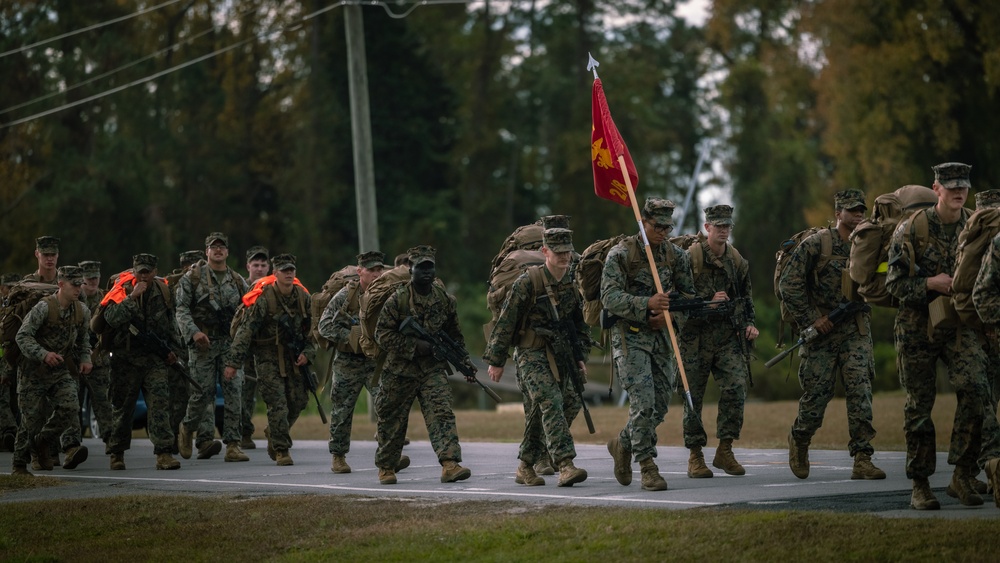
587;52;600;79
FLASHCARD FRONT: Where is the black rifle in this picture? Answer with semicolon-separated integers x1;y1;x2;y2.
535;291;596;434
599;292;731;329
399;316;502;403
764;301;872;368
127;324;203;393
276;313;328;424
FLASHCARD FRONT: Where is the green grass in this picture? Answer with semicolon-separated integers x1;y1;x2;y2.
0;495;997;562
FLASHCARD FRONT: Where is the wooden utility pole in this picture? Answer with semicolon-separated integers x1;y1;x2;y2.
345;4;379;253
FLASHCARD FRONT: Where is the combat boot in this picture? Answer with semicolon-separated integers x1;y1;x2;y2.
945;466;984;506
557;459;587;487
240;433;256;450
687;447;714;478
396;455;411;472
987;458;1000;508
607;436;633;486
275;450;294;466
177;423;193;459
713;439;746;476
196;440;222;460
11;464;32;477
639;458;667;491
515;461;544;486
264;427;276;461
31;455;42;471
533;457;555;476
109;452;126;470
332;455;351;474
62;445;89;470
788;432;809;479
441;460;471;483
1;431;14;452
379;468;397;485
155;453;181;470
34;435;53;471
910;477;940;510
850;452;886;480
970;474;988;495
224;443;249;462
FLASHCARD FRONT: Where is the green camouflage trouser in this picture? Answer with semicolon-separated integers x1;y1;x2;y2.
791;315;876;457
375;369;462;470
327;351;377;456
515;347;577;465
614;336;676;463
678;320;748;449
12;365;79;467
254;349;309;452
183;339;243;445
107;352;176;455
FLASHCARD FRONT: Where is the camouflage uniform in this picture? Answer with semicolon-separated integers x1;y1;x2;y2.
484;229;590;470
175;255;248;448
679;210;755;454
240;245;269;444
0;272;23;449
79;278;113;446
227;255;314;456
973;231;1000;405
319;280;374;457
601;201;696;466
780;225;876;456
887;170;1000;482
11;268;91;470
374;248;470;474
103;256;185;458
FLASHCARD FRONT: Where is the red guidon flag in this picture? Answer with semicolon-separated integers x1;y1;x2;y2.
591;78;638;206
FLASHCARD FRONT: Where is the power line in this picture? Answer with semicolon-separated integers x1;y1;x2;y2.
0;0;488;129
0;0;183;59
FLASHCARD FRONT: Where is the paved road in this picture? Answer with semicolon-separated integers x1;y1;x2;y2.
2;438;998;519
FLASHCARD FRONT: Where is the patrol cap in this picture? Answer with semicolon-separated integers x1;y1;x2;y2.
1;273;22;286
975;189;1000;210
407;245;436;266
932;162;972;190
834;189;867;211
357;250;386;270
36;236;59;254
539;215;572;230
642;197;675;227
78;261;101;278
205;232;229;248
271;253;297;271
245;245;269;262
57;265;85;285
704;204;734;226
179;250;204;268
133;253;158;273
543;228;574;253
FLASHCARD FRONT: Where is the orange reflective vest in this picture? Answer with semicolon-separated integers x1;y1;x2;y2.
241;275;308;307
100;271;136;306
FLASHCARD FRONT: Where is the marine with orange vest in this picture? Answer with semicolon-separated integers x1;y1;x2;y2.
224;253;314;467
100;253;185;471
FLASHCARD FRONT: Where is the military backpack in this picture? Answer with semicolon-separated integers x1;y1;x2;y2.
310;265;360;348
952;207;1000;326
1;283;83;367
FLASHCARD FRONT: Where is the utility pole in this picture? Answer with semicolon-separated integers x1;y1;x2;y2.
345;4;379;253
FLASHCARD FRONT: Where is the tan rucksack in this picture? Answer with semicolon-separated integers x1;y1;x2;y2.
358;265;411;358
952;207;1000;326
483;249;546;338
487;223;544;274
773;226;835;345
849;185;937;307
1;284;82;367
310;265;360;347
575;235;652;327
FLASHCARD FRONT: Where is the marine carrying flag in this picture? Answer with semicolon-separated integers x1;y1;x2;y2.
591;78;638;206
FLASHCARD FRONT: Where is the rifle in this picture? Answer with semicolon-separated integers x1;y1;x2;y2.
535;290;596;434
764;301;872;368
276;313;328;424
398;316;502;403
127;324;203;393
599;292;731;329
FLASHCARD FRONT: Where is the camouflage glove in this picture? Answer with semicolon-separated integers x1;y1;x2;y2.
415;339;434;357
461;357;478;376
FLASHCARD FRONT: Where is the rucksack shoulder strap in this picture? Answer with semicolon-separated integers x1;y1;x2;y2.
689;242;704;278
816;228;834;272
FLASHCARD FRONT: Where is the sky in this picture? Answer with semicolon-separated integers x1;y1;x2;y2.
676;0;709;26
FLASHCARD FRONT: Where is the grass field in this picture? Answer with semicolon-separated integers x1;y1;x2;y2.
3;391;997;562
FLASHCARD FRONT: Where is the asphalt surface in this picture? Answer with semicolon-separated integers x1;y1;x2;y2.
3;438;999;519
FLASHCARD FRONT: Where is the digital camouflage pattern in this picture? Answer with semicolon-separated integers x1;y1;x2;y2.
887;206;1000;476
679;238;755;449
227;284;314;452
973;233;1000;405
601;233;695;462
12;296;92;467
483;266;590;466
175;263;248;446
779;227;877;456
374;284;468;471
80;289;113;445
103;277;184;456
319;281;377;457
